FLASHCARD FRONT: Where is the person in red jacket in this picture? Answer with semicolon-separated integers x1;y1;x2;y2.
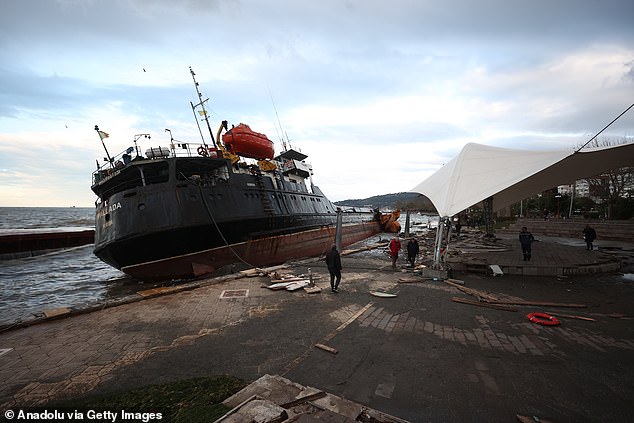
388;237;402;271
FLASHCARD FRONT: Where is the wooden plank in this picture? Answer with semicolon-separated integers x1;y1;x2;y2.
43;307;71;318
270;277;304;283
516;415;555;423
304;286;322;294
545;311;596;321
485;299;587;308
315;343;338;354
452;297;517;312
398;278;421;283
280;391;327;409
443;280;499;302
240;268;262;276
137;286;181;297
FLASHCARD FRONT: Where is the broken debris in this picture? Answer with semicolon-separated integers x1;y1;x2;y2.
314;343;338;354
370;291;398;298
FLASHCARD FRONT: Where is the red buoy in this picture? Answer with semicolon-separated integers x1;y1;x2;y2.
527;312;560;326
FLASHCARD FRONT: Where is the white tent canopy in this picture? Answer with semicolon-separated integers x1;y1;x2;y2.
411;142;634;218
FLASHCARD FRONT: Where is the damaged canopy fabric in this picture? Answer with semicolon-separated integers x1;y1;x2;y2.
411;142;634;218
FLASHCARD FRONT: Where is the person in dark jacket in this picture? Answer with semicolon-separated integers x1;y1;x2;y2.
325;245;342;293
583;225;597;250
454;221;462;238
406;238;419;267
519;226;535;261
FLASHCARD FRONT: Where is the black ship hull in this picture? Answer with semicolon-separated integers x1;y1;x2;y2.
95;212;374;271
92;154;388;280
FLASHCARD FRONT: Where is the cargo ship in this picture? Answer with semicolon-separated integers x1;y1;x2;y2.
91;68;399;280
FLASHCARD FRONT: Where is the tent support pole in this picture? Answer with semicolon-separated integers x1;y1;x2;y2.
568;182;575;218
433;216;443;268
404;210;411;237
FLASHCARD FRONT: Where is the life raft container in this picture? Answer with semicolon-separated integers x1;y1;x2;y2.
527;312;560;326
222;123;274;160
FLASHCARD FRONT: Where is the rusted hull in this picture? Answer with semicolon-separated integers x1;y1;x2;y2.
122;221;382;281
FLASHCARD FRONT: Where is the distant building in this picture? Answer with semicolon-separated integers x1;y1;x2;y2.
557;180;589;197
559;176;634;201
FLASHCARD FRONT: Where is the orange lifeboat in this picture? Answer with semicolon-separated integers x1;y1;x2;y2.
222;123;275;160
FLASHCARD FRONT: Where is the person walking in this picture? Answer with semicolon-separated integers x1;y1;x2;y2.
519;226;535;261
583;225;597;251
325;244;342;293
388;237;402;271
406;238;419;267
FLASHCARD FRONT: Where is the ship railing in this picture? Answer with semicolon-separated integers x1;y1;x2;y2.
92;141;223;185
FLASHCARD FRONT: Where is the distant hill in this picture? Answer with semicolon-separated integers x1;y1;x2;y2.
335;192;436;212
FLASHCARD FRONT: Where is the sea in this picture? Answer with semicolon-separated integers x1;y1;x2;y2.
0;207;141;327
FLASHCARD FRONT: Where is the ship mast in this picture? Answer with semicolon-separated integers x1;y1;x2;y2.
189;67;217;149
94;125;113;168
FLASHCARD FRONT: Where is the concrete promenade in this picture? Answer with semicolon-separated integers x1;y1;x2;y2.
0;239;633;422
446;233;627;276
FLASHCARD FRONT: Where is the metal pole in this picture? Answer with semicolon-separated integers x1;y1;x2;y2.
568;182;576;218
191;101;207;147
189;67;217;149
94;125;113;167
433;216;443;267
404;210;411;237
445;218;453;252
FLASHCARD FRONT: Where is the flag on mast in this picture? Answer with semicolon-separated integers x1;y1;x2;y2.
97;130;109;140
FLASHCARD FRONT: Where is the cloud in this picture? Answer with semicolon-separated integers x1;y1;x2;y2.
1;0;633;206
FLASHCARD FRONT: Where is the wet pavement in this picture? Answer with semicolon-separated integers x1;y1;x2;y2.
446;232;631;276
0;238;633;422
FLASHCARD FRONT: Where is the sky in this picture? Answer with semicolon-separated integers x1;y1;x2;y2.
1;0;633;207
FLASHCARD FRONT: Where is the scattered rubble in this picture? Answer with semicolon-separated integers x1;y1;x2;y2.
215;374;410;423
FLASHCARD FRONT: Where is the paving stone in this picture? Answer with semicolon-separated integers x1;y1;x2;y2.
0;241;632;422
